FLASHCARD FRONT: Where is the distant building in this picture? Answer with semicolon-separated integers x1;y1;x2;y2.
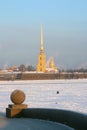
46;57;58;73
8;65;18;71
36;26;58;73
36;25;46;72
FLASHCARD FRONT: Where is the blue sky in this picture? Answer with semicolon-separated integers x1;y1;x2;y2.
0;0;87;69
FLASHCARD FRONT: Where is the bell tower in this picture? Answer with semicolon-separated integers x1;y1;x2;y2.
36;25;46;72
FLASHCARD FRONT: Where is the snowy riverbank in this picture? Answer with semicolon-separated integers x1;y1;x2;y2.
0;79;87;114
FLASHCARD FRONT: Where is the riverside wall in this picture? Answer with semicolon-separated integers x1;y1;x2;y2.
21;73;59;80
21;72;87;80
0;72;87;80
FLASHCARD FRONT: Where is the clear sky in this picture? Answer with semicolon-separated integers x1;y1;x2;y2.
0;0;87;69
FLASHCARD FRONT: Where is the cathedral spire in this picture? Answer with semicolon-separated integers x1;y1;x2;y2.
37;25;46;72
40;25;44;52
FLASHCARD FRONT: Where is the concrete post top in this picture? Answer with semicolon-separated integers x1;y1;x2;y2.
10;89;25;105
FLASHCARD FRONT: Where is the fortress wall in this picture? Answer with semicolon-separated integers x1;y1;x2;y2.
17;72;87;80
0;72;87;80
22;73;59;80
59;73;87;79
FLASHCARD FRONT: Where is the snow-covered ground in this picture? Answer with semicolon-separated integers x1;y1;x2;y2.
0;79;87;130
0;79;87;114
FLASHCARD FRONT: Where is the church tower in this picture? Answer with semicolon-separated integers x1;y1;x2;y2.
36;26;46;72
49;57;58;72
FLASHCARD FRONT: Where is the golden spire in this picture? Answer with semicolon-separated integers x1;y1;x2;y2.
36;25;46;72
40;25;44;53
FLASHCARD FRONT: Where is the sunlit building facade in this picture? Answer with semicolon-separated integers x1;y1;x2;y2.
36;26;46;72
37;26;58;73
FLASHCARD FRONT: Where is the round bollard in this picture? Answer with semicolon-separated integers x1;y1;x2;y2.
10;90;25;105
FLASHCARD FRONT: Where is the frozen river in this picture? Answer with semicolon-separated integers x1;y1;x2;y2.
0;79;87;114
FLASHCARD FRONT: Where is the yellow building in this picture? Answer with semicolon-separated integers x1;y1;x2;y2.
36;26;46;72
49;57;58;73
37;26;58;73
8;65;18;71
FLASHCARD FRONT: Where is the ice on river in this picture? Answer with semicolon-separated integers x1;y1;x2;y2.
0;79;87;114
